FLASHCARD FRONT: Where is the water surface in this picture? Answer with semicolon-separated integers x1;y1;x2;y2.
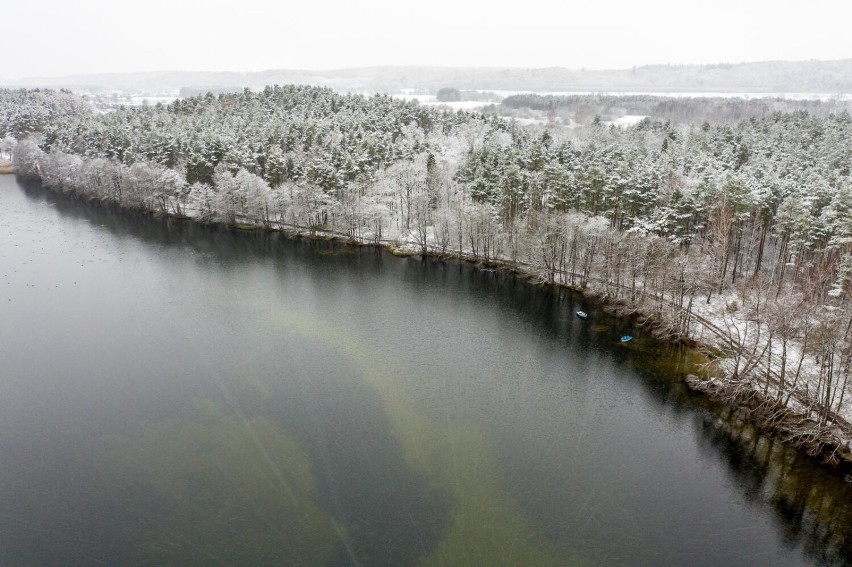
1;175;851;566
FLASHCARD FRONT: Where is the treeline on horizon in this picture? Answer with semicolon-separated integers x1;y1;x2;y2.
9;59;852;96
3;85;852;441
498;93;852;125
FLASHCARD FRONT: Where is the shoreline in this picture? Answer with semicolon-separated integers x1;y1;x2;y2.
13;172;852;474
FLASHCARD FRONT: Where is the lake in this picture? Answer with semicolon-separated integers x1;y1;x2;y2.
1;174;851;566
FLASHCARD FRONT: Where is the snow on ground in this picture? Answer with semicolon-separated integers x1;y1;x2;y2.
391;94;493;110
604;115;647;128
690;284;852;427
514;118;548;126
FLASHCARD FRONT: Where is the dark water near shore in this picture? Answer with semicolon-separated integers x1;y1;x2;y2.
2;175;852;566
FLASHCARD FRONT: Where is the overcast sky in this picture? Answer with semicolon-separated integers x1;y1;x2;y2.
4;0;851;79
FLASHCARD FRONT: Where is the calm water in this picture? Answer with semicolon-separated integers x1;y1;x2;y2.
2;174;852;566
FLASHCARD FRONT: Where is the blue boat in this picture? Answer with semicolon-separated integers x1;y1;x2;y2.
621;335;633;342
576;310;588;319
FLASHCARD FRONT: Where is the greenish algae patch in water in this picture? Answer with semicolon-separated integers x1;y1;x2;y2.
103;399;341;566
632;343;708;383
273;310;597;566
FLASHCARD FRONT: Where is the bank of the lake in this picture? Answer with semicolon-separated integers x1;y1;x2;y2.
4;173;852;565
235;211;852;473
147;217;852;470
13;164;852;475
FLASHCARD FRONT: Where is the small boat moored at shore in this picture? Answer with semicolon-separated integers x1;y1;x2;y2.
621;335;633;342
576;310;588;319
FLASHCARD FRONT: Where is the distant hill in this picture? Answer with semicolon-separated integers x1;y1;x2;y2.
4;60;852;95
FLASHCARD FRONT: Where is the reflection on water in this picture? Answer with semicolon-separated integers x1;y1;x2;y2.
697;411;852;566
1;177;852;566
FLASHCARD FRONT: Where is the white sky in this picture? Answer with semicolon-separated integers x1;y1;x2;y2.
3;0;851;79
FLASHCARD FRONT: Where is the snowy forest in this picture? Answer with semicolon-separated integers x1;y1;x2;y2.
3;85;852;461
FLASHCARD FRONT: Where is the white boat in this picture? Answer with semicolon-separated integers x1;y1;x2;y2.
576;310;588;319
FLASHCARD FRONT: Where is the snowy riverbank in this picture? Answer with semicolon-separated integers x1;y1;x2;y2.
11;165;850;472
9;84;852;472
